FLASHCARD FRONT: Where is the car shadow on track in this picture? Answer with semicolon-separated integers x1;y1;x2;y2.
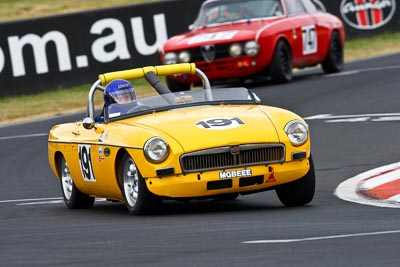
47;194;315;217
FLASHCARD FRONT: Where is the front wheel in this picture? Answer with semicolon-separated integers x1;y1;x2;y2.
268;40;293;83
59;156;95;209
121;154;162;215
275;156;315;206
321;31;344;74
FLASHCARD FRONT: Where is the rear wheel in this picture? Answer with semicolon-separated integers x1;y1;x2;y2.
121;154;162;215
321;31;344;74
166;76;191;92
275;155;315;206
268;40;293;83
59;156;95;209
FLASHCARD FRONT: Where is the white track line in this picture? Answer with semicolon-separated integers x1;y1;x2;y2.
0;133;48;141
16;198;107;206
242;230;400;244
0;197;62;203
0;197;107;206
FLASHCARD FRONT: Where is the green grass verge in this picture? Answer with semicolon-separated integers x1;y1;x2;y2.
344;32;400;61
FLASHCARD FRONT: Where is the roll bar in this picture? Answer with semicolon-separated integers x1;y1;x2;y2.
85;63;211;120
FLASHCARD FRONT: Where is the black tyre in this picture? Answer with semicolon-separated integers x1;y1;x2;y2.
268;40;293;83
275;155;315;206
121;154;162;215
321;31;344;74
59;156;95;209
166;76;191;92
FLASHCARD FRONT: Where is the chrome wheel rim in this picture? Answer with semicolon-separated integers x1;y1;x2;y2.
123;158;139;207
61;160;73;200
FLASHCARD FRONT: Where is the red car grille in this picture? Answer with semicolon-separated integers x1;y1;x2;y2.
196;60;233;72
189;44;231;61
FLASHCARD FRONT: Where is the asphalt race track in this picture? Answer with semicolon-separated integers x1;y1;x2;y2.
1;53;400;266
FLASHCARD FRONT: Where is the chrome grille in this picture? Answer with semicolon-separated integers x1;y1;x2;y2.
181;144;285;173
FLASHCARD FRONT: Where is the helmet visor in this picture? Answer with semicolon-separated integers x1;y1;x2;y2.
110;88;135;104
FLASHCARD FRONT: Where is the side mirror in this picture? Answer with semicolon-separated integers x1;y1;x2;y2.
82;117;96;130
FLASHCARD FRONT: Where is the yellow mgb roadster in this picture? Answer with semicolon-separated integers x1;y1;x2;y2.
48;63;315;215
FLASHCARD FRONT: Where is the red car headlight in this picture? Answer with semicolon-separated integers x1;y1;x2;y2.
244;41;260;56
164;52;178;64
229;43;243;57
178;51;191;63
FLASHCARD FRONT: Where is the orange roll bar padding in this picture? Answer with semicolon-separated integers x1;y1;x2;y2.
98;63;196;85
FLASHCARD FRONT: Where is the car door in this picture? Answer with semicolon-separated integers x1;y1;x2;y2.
70;122;109;197
285;0;322;66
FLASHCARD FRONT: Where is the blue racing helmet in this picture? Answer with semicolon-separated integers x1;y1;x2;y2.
104;79;136;107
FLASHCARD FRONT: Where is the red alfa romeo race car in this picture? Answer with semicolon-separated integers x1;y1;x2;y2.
160;0;345;91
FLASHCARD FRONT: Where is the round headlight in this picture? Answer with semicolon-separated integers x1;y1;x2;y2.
229;43;243;57
285;120;309;146
144;137;169;163
164;52;177;64
178;51;191;63
244;41;260;56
